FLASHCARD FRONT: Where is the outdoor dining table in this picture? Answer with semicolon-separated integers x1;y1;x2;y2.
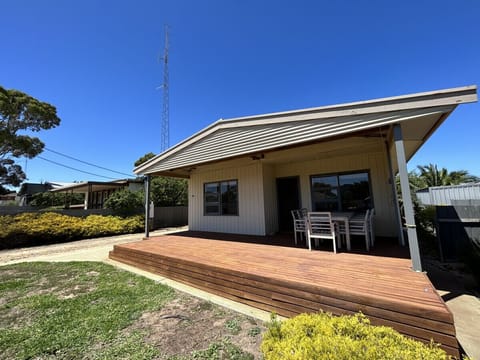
331;211;354;251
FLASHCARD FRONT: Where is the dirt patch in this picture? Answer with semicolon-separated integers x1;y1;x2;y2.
126;292;266;359
0;305;33;329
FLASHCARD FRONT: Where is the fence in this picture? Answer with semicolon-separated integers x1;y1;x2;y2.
417;183;480;206
152;206;188;229
435;205;480;262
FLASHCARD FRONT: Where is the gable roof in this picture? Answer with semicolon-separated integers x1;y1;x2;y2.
136;85;477;177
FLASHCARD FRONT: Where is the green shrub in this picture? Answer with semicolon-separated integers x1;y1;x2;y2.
0;212;143;249
30;191;85;208
104;189;144;217
261;312;450;360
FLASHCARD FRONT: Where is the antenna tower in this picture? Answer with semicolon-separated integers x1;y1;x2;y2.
160;25;170;152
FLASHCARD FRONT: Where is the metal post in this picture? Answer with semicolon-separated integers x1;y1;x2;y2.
144;175;151;238
384;141;405;246
393;124;422;271
87;184;93;209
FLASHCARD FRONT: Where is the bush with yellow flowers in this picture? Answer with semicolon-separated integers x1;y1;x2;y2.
0;212;143;249
261;312;452;360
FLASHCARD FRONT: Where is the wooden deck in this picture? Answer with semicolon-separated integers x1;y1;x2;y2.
109;232;458;357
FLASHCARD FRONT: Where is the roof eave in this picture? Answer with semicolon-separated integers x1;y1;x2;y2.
135;85;477;175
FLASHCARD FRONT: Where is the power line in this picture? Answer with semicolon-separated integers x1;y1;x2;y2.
44;147;133;177
37;156;117;180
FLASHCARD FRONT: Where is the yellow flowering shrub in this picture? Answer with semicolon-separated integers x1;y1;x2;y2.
0;212;143;249
261;312;451;360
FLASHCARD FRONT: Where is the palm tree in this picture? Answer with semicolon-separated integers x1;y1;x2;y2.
416;164;479;187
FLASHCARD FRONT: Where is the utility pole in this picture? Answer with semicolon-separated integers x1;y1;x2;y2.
160;25;170;152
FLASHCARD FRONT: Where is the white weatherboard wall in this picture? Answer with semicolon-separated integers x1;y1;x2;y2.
188;139;398;237
188;159;266;235
270;144;396;237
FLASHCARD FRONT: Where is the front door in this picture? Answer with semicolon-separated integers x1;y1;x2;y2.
276;177;301;232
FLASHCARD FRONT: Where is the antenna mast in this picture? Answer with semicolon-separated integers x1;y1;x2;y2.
160;25;170;152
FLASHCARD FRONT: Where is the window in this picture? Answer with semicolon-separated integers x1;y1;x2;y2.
204;180;238;215
311;171;372;212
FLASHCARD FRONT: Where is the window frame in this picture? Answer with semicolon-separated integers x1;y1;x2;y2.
203;179;239;216
310;170;373;212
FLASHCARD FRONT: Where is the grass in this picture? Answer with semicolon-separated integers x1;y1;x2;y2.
168;339;254;360
0;262;174;359
225;318;242;335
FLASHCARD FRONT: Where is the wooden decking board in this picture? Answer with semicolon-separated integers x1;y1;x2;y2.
111;248;455;335
110;247;451;325
120;238;436;294
111;245;452;321
109;234;458;357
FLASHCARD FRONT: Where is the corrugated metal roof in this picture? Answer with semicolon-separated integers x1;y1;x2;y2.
135;85;477;175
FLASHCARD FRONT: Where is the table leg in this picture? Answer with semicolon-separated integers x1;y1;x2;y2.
345;219;351;251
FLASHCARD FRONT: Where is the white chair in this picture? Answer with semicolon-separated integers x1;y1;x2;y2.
291;210;306;245
339;209;370;251
306;212;337;253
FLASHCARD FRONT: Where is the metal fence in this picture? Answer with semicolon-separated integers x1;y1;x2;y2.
417;183;480;206
152;206;188;229
435;205;480;262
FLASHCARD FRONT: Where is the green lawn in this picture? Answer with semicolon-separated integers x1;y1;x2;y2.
0;262;258;360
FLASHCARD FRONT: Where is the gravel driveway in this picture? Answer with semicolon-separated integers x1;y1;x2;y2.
0;226;187;265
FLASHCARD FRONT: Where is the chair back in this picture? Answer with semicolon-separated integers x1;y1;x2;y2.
307;212;335;236
290;210;305;231
291;209;301;221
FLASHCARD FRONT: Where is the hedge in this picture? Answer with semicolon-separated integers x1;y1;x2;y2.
0;212;143;249
261;312;454;360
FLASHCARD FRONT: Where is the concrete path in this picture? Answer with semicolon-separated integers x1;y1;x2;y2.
425;259;480;360
0;233;478;358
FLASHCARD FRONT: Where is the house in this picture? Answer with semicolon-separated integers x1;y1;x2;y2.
109;86;478;356
0;192;20;205
134;85;477;271
50;178;143;209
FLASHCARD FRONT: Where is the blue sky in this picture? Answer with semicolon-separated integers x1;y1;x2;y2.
2;0;479;185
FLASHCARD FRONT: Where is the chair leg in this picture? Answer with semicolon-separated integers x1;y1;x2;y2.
307;233;312;251
294;231;298;245
332;234;337;254
365;233;370;251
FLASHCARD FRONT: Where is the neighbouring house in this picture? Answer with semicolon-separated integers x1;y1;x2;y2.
17;182;73;205
416;183;480;206
50;178;143;209
135;85;477;271
0;192;20;205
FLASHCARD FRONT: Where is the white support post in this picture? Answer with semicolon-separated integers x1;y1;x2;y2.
393;124;422;272
384;140;405;246
144;175;151;238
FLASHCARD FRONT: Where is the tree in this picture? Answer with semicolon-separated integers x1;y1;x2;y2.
103;189;143;217
134;152;156;167
151;176;188;206
0;86;60;186
135;153;188;207
416;163;478;187
30;191;85;209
